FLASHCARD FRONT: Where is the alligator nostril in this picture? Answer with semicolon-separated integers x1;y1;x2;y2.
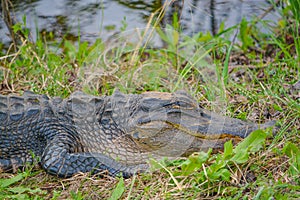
132;132;140;139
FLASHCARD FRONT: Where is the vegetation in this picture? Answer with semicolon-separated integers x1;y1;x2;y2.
0;0;299;199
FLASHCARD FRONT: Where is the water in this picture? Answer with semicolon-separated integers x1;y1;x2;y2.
0;0;282;45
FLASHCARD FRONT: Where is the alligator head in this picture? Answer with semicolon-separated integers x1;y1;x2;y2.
119;90;276;157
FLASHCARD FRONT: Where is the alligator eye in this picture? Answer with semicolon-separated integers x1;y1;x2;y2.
137;117;151;125
100;118;110;124
172;105;180;109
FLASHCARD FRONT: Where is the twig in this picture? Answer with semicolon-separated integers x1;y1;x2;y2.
250;0;281;28
1;0;19;51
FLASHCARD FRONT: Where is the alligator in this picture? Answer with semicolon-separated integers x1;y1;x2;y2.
0;90;276;178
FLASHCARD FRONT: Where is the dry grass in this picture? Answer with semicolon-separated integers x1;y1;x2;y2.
0;2;299;199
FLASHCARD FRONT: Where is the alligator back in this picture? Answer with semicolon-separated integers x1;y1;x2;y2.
0;91;149;177
0;92;55;170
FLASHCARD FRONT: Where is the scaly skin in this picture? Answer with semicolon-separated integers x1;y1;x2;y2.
0;90;276;177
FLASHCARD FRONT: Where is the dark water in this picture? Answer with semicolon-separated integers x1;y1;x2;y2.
0;0;282;45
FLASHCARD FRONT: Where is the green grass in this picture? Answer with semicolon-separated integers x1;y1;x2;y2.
0;2;299;199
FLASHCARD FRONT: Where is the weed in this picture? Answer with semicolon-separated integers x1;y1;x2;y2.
0;1;299;199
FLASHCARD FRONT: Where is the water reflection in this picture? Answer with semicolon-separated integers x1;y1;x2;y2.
0;0;281;45
162;0;281;35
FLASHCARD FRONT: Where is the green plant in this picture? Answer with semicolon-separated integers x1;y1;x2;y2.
109;177;125;200
0;172;45;199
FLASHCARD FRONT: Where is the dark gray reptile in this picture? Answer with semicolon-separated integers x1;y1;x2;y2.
0;90;276;178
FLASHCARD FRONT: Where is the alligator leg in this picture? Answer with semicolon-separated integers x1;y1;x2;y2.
0;157;30;173
41;133;148;178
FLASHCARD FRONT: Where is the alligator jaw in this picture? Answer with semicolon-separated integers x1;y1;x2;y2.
133;107;276;138
169;110;277;139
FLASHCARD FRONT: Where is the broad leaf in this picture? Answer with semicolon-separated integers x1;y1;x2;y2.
283;142;300;176
181;149;211;176
231;148;249;164
109;177;125;200
234;130;267;154
0;173;26;188
223;140;233;159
